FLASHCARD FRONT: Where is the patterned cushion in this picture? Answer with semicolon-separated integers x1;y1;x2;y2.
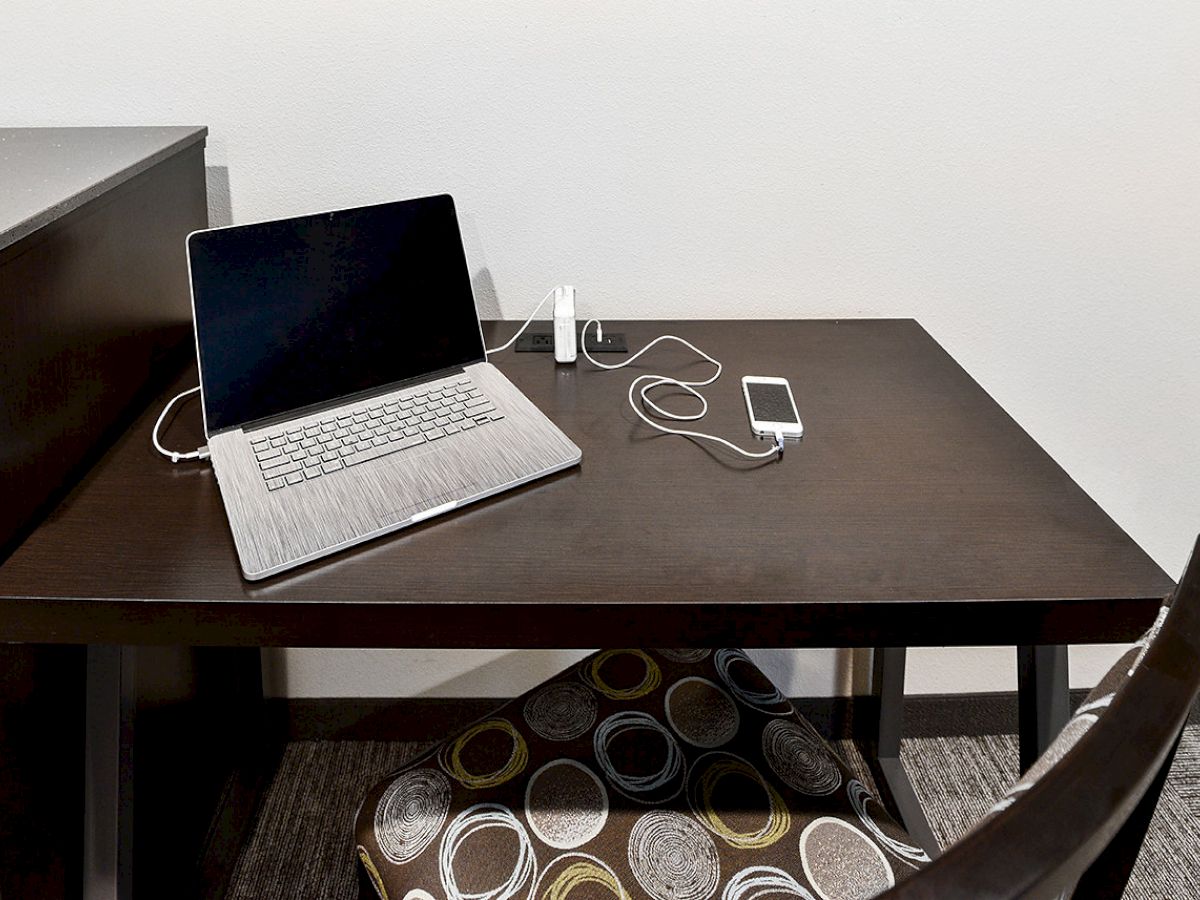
354;649;929;900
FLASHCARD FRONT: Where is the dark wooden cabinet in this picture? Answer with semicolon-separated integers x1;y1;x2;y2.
0;126;208;900
1;126;207;554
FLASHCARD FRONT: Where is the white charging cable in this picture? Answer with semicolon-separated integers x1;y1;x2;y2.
577;320;780;460
152;386;210;463
483;287;780;459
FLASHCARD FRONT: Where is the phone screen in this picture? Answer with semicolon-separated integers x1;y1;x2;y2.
747;381;799;424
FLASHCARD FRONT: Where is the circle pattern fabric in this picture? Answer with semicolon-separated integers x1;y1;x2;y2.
761;718;842;796
665;677;740;748
593;710;686;803
438;803;537;900
357;845;389;897
524;681;598;741
582;649;662;700
846;779;931;867
525;759;609;850
628;811;721;900
713;650;792;715
722;866;818;900
438;718;528;789
799;816;895;900
373;768;452;864
655;649;712;663
533;852;630;900
686;752;790;850
355;648;927;900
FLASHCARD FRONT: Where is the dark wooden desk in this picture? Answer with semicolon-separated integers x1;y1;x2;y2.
0;319;1173;897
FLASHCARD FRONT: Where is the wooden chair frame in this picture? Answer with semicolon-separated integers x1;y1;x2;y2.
883;537;1200;899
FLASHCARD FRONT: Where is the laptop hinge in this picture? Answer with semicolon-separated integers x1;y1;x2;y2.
231;365;468;434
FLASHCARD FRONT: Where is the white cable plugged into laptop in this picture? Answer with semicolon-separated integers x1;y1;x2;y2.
152;385;209;463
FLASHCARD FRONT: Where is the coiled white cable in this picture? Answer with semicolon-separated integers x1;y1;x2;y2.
152;386;209;463
577;319;780;460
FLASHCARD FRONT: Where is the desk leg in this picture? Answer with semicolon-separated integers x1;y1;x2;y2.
84;645;135;900
869;646;941;858
1016;644;1070;773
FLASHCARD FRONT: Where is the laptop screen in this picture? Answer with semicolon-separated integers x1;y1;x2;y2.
188;195;485;434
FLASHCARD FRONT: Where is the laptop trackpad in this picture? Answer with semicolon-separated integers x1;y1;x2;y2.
374;448;478;526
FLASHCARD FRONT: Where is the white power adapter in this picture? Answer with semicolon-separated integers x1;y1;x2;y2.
553;285;577;363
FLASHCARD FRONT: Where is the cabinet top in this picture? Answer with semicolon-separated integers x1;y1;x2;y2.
0;125;207;253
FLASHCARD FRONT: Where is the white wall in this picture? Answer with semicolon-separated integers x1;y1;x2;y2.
8;1;1196;698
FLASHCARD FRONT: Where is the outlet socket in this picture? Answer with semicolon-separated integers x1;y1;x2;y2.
515;331;628;353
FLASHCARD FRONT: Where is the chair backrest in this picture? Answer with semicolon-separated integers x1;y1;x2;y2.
881;536;1200;900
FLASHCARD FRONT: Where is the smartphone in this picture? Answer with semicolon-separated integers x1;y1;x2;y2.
742;375;804;440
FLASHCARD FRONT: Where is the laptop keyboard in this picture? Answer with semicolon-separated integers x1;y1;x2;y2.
249;375;504;491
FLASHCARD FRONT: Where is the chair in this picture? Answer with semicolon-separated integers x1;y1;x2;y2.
353;538;1200;900
880;535;1200;899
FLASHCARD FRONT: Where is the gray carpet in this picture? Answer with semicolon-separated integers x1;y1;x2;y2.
225;726;1200;899
902;725;1200;899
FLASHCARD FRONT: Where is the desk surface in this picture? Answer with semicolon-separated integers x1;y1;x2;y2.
0;319;1172;648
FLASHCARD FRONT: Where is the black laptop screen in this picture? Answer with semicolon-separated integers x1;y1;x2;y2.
189;195;485;434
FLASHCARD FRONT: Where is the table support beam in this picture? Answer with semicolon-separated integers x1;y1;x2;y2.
1017;644;1071;772
869;646;942;858
84;645;135;900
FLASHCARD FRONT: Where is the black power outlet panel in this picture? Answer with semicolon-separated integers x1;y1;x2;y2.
515;331;628;353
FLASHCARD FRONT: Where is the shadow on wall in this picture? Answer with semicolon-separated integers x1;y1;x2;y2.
413;649;593;697
747;649;870;698
747;648;799;696
261;648;288;697
409;649;863;699
260;647;867;701
849;648;874;694
205;166;232;228
472;267;501;320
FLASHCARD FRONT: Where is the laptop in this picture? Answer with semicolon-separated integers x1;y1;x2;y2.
186;194;582;580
